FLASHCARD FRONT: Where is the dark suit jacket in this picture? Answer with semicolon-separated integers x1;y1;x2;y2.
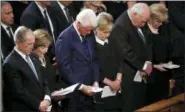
55;24;99;86
167;1;185;33
3;50;50;111
109;11;152;111
1;24;17;59
95;40;122;84
20;2;58;40
49;2;76;36
110;11;152;82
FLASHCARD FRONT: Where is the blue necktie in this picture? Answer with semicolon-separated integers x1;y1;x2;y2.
26;55;39;80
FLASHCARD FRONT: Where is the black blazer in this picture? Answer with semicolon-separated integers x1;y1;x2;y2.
95;40;122;85
49;2;76;36
20;2;58;40
1;24;17;58
3;50;50;111
110;11;153;82
109;10;153;112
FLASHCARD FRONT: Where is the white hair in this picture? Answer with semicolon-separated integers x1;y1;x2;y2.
76;8;97;27
130;3;149;16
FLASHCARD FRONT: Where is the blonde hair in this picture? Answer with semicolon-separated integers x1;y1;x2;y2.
33;29;52;49
150;3;168;22
96;12;113;31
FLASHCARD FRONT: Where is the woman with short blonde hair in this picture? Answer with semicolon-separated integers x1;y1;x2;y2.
94;12;122;111
149;3;168;30
96;12;113;31
33;29;52;53
143;3;174;105
32;29;64;112
95;12;113;41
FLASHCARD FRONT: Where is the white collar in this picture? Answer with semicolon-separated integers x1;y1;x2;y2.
14;46;28;62
73;22;83;42
127;10;132;23
35;2;46;17
95;36;108;46
57;1;65;10
1;23;9;30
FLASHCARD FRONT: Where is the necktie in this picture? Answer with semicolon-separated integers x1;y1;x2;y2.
26;55;39;80
64;7;72;23
137;30;146;43
43;9;52;35
81;36;90;58
6;26;14;39
104;42;108;46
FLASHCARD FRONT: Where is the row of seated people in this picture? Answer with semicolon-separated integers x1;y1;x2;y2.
2;1;184;112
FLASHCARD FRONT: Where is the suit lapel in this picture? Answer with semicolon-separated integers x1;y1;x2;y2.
86;36;93;60
126;13;147;48
13;51;41;85
55;3;69;24
71;25;91;61
1;26;15;46
30;56;43;85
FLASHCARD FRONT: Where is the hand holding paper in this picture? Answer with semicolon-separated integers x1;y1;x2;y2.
81;85;95;96
52;83;79;96
101;86;117;98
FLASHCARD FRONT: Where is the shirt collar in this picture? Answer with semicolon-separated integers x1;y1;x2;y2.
95;36;108;46
1;23;9;30
73;22;83;42
57;1;65;10
127;9;133;23
14;46;27;62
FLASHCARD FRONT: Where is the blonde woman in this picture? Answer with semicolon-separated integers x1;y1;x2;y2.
32;29;65;111
94;12;122;112
143;3;174;104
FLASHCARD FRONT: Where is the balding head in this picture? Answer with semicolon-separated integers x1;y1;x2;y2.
129;3;151;28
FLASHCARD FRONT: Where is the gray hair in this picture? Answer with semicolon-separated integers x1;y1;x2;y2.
130;3;150;16
76;8;97;27
14;26;33;42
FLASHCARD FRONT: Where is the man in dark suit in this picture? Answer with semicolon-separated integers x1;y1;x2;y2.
20;1;58;62
49;1;76;36
109;3;153;112
55;9;99;112
3;26;51;111
1;1;18;59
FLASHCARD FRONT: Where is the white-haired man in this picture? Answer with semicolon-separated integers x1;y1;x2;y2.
109;3;153;111
55;9;99;112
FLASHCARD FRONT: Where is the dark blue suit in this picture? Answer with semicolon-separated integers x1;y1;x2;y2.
55;24;99;111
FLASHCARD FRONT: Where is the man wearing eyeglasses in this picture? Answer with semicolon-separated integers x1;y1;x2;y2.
55;9;99;112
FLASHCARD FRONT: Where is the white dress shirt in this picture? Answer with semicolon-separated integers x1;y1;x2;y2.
35;2;55;43
73;22;84;42
95;36;108;46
